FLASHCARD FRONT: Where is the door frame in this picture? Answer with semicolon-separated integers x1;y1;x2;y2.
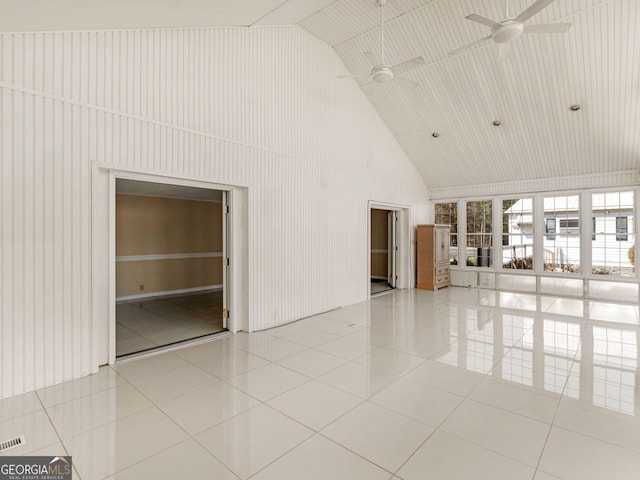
92;166;248;366
368;201;411;298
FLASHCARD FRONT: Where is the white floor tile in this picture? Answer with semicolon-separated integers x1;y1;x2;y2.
251;434;391;480
47;384;152;439
539;426;640;480
36;366;125;407
276;349;348;378
130;364;220;403
318;362;400;399
227;363;310;401
194;347;270;379
397;430;535;480
543;297;588;318
441;399;550;466
159;382;259;435
321;401;433;472
385;329;457;358
354;348;425;376
370;377;464;427
196;404;313;479
172;339;232;363
345;327;396;347
0;410;60;456
534;471;566;480
62;408;188;480
222;331;278;350
113;352;190;383
305;318;368;337
6;288;640;480
0;391;43;422
314;337;375;361
241;337;309;362
469;376;561;424
106;439;237;480
267;380;362;431
404;359;485;397
280;329;340;348
554;397;640;452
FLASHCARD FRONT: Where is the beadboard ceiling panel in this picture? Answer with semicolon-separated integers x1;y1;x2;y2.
1;0;638;190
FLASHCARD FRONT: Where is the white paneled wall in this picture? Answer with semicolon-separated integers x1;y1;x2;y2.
0;26;430;398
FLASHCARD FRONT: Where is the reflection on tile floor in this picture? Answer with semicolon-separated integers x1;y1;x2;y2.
116;290;225;357
371;279;394;295
3;287;640;479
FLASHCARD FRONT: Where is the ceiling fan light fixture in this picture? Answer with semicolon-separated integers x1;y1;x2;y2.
570;104;581;111
493;120;502;126
491;22;524;44
432;132;440;138
372;65;394;83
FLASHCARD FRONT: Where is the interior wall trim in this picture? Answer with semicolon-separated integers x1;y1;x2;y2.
116;284;222;302
430;170;639;200
116;252;223;262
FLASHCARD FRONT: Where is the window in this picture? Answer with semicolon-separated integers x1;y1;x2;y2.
617;217;628;241
543;195;580;273
592;191;634;276
466;200;492;267
559;219;579;234
545;218;556;240
502;198;533;269
435;202;458;265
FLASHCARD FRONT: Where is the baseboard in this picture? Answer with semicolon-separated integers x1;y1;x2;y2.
117;285;222;302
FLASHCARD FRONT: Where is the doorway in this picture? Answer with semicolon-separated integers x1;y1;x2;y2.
370;208;398;295
114;179;229;358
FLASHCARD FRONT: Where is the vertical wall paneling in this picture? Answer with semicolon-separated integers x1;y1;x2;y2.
0;25;430;398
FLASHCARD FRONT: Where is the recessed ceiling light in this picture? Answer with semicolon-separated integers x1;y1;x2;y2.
493;120;502;126
570;104;581;111
432;132;440;138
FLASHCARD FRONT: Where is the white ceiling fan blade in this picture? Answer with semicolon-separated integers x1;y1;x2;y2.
524;23;572;34
497;43;510;62
448;35;492;56
391;56;426;74
363;51;380;67
515;0;555;23
465;14;503;30
393;76;419;90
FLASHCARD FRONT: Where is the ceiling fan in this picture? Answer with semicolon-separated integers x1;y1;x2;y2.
449;0;572;61
340;0;425;90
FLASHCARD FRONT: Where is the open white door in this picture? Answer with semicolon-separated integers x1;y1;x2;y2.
388;211;397;288
222;191;230;329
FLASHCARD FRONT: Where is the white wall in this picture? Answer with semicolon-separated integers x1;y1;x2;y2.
0;26;430;398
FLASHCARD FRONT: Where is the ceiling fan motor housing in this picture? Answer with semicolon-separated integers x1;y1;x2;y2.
492;20;524;43
372;65;394;83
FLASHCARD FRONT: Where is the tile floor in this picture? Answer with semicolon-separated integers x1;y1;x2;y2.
116;290;226;357
371;279;394;295
3;287;640;479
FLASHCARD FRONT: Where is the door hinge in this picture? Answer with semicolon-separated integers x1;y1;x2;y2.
226;258;230;266
223;309;230;319
226;205;230;214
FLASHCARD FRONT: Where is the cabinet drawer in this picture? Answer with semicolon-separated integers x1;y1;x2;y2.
435;265;450;275
435;274;450;287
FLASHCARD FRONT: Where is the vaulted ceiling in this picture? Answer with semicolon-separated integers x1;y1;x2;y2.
3;0;639;189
